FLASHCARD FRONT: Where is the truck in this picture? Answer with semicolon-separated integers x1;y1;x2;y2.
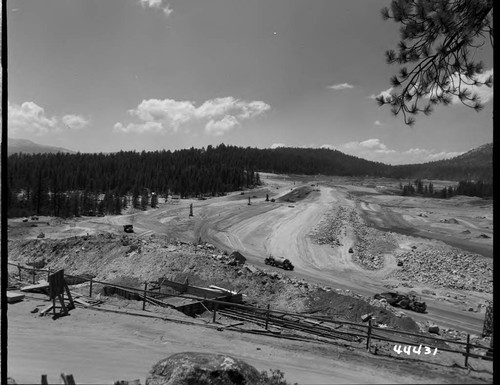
374;291;427;313
264;256;294;271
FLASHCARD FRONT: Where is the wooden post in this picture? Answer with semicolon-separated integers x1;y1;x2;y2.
89;278;93;297
32;266;36;284
366;318;372;351
52;293;57;317
41;374;48;385
265;304;270;330
465;334;470;367
17;263;22;280
212;303;218;323
47;268;51;281
142;283;148;311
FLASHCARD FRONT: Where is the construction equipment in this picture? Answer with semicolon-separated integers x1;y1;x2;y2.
374;291;427;313
123;224;134;233
264;256;294;270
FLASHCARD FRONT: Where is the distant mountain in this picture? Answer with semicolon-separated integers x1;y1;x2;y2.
390;143;492;181
8;138;75;155
453;143;493;164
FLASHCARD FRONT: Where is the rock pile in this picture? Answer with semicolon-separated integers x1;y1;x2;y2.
349;210;398;270
310;207;348;246
311;207;396;270
389;246;493;293
146;352;261;385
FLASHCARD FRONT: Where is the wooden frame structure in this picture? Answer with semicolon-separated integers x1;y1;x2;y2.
48;269;75;318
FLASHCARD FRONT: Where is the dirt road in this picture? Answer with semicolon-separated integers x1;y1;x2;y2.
36;174;489;335
9;295;469;384
7;174;493;383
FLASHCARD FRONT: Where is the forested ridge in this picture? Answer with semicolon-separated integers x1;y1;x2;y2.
390;143;493;182
7;143;492;217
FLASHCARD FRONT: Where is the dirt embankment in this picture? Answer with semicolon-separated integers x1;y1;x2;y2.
310;206;398;270
8;233;419;332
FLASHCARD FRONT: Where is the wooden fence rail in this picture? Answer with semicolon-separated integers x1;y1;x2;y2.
8;261;493;367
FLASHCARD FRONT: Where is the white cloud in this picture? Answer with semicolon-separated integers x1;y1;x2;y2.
129;98;196;131
140;0;162;6
115;97;270;136
447;69;494;104
163;4;173;16
372;87;394;102
339;139;466;164
8;101;88;135
270;143;286;149
62;114;89;130
343;139;395;154
320;144;338;150
196;97;238;118
236;100;271;119
403;148;464;161
374;120;383;126
139;0;173;16
113;121;164;134
205;115;240;136
373;68;493;106
328;83;354;90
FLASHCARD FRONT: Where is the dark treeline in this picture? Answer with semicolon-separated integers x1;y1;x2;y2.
400;179;493;199
237;147;391;176
7;144;262;217
7;143;492;217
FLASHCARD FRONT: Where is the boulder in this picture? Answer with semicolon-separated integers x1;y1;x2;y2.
146;352;261;385
428;325;440;334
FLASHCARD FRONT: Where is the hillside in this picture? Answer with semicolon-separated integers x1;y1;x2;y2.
390;143;492;181
8;138;75;155
6;173;493;383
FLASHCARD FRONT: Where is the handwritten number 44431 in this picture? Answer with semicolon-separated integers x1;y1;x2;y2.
393;345;438;355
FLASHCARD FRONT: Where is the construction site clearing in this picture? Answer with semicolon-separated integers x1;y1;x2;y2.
6;173;493;383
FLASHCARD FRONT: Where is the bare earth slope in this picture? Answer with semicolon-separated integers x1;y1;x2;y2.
6;173;493;383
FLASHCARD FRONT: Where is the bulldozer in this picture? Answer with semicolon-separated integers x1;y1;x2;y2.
374;291;427;313
264;256;294;271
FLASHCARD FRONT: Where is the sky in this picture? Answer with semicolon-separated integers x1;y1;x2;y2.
6;0;494;165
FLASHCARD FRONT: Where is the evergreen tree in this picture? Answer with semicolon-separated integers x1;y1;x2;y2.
378;0;493;125
151;193;158;208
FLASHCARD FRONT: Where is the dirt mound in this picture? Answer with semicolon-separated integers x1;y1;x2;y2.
277;186;314;203
8;232;422;332
306;289;420;332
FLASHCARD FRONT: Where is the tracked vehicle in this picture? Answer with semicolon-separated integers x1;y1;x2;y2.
264;256;294;270
374;291;427;313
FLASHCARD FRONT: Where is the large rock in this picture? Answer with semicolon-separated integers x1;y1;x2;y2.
229;251;246;265
146;352;261;385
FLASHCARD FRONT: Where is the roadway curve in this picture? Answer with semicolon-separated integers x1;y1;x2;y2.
193;183;488;335
92;177;488;335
